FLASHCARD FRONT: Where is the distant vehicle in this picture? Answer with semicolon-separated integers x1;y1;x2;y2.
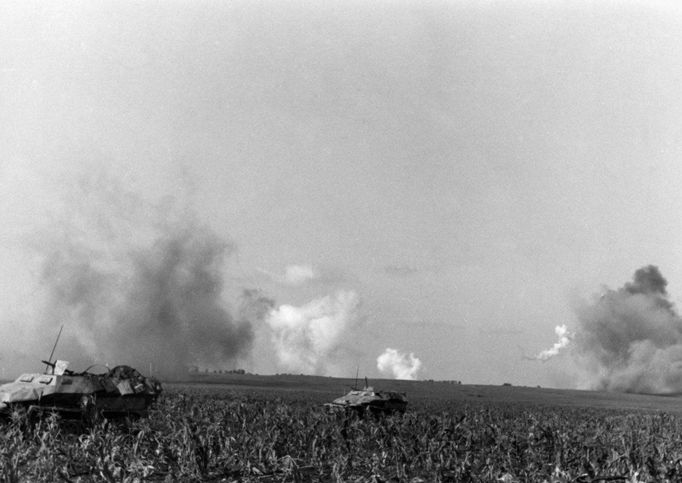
0;360;162;421
325;378;407;415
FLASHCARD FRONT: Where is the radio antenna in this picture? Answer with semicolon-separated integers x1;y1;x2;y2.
45;325;63;374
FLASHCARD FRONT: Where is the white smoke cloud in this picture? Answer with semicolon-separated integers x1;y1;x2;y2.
266;290;360;375
377;348;422;380
531;324;573;361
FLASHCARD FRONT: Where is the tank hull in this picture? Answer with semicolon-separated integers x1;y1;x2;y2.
325;386;407;415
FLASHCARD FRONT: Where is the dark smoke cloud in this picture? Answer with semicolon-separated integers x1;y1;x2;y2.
573;265;682;393
34;172;267;379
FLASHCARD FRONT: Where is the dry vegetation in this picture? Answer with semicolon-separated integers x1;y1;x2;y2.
2;384;682;482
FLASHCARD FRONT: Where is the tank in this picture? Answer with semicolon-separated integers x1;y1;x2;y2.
325;385;407;415
0;360;162;421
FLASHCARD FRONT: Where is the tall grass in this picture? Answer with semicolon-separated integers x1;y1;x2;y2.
1;387;682;481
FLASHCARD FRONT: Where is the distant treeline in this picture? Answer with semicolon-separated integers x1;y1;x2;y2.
187;367;246;375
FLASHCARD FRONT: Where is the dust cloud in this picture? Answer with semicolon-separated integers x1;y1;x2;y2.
32;172;266;379
533;265;682;393
572;265;682;393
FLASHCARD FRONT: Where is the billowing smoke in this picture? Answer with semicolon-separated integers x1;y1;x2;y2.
529;324;573;361
569;265;682;393
265;290;360;375
377;348;422;380
33;173;268;379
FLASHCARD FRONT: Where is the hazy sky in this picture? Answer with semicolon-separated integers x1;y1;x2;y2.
2;1;682;386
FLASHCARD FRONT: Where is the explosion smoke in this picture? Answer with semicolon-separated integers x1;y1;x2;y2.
35;173;267;379
377;348;422;380
530;324;573;361
570;265;682;393
265;290;360;375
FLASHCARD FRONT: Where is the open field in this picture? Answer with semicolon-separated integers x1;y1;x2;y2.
3;375;682;481
173;372;682;414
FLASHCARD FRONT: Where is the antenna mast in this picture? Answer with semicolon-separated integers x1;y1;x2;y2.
45;324;63;374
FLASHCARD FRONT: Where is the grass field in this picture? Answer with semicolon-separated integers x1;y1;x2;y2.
3;374;682;481
174;372;682;414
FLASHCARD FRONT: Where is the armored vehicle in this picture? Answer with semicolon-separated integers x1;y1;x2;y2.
325;384;407;415
0;360;162;420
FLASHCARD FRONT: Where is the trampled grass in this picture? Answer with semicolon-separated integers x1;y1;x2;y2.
2;383;682;482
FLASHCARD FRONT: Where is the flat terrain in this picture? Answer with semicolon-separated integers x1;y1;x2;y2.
169;372;682;414
5;371;682;480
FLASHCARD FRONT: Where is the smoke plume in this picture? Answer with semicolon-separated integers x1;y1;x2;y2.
33;173;266;379
530;324;573;362
569;265;682;393
377;348;422;380
265;290;360;375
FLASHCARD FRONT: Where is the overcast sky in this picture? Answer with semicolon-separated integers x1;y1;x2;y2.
2;1;682;386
